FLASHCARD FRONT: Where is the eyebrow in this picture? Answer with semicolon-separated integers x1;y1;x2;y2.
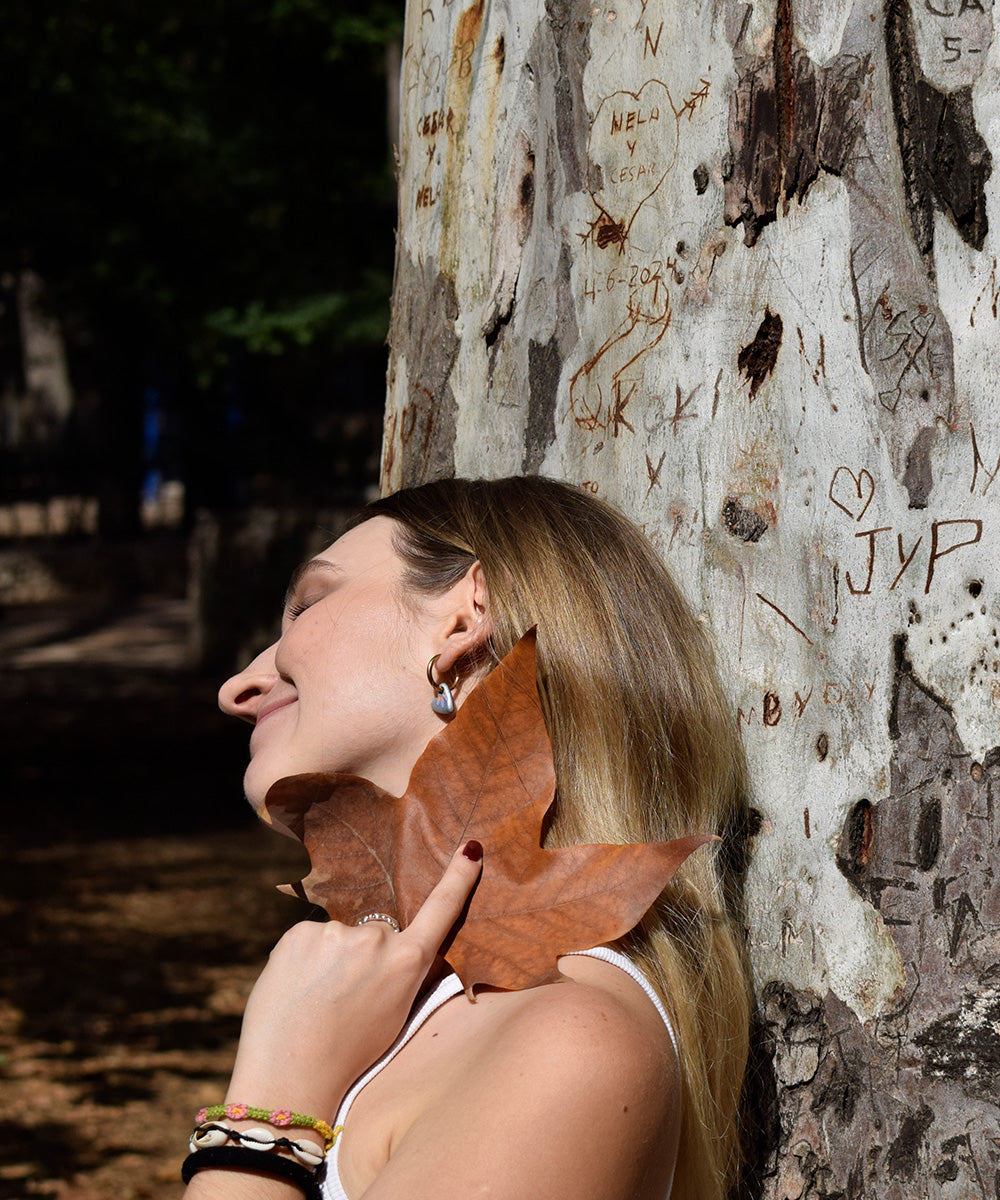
283;558;343;606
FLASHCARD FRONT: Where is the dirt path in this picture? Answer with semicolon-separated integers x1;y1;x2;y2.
1;594;314;1199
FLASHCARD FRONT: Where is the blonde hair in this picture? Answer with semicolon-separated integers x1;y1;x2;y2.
354;476;752;1200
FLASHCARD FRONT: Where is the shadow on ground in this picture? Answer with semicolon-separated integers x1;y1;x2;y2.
0;589;315;1200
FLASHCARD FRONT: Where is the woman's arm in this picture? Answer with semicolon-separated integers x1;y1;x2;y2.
183;843;485;1199
184;839;679;1200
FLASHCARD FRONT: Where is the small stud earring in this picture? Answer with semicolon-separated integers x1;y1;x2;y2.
427;655;457;716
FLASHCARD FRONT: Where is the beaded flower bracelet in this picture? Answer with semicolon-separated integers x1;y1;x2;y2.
195;1104;337;1149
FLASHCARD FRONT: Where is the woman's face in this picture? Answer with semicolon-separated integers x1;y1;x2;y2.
218;517;458;810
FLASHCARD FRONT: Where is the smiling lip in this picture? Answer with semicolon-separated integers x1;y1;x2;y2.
250;695;296;755
255;696;297;726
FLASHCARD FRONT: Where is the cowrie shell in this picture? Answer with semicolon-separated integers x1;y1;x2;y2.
242;1128;277;1149
191;1126;229;1149
290;1140;326;1167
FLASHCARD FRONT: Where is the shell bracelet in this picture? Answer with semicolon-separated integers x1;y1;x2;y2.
190;1122;327;1167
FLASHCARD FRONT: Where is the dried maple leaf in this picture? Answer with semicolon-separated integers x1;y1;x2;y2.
263;630;712;993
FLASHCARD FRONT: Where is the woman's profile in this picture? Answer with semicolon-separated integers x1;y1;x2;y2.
183;475;752;1200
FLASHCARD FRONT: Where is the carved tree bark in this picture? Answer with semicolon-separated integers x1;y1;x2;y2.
384;1;1000;1195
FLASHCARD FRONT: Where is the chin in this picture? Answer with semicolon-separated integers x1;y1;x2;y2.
242;762;273;818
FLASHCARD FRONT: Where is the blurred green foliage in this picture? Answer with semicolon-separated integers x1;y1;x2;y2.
4;0;401;366
2;0;402;522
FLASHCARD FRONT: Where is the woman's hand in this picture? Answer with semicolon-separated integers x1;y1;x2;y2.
225;841;483;1122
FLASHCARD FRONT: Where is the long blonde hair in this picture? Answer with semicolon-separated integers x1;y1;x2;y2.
354;476;752;1200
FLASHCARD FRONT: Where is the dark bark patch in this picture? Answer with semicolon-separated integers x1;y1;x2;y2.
738;308;783;399
889;633;953;745
739;991;782;1200
519;168;535;217
693;162;710;194
722;496;769;542
915;798;941;871
544;0;590;194
386;254;460;488
885;0;992;258
724;31;869;246
886;1103;934;1180
808;995;866;1127
836;798;874;892
902;425;936;509
523;241;576;474
919;84;991;250
915;989;1000;1100
523;335;561;475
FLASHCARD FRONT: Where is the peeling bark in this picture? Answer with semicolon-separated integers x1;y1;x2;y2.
796;639;1000;1195
725;29;869;246
384;253;460;487
886;0;992;259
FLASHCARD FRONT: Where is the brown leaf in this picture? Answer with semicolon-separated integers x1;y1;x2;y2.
264;630;712;993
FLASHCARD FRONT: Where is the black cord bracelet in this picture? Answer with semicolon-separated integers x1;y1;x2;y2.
182;1146;324;1200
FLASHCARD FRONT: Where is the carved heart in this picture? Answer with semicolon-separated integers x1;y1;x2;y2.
829;467;875;522
588;80;678;240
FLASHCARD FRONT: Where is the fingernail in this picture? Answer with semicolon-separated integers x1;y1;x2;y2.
462;839;483;863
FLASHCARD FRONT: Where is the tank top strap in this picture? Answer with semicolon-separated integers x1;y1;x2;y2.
322;973;465;1200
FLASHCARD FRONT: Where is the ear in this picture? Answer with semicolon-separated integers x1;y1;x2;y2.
430;561;493;678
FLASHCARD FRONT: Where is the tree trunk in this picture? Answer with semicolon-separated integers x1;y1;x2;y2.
385;0;1000;1195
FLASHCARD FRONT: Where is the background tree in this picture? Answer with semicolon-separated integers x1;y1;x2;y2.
385;0;1000;1194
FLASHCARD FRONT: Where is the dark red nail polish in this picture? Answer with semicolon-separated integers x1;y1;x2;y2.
462;839;483;863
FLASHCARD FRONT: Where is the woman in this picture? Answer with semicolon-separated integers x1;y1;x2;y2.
188;476;751;1200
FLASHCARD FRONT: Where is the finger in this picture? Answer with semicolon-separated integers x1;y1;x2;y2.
404;840;483;951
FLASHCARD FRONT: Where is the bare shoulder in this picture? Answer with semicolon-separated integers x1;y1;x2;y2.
364;958;680;1200
470;954;677;1092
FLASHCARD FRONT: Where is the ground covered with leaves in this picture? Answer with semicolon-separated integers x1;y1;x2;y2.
0;594;312;1200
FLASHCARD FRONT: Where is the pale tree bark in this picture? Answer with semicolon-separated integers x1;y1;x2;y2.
12;269;75;442
384;0;1000;1195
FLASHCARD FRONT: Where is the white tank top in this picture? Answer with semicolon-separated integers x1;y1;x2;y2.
321;946;678;1200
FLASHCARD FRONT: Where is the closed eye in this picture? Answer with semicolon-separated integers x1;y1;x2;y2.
282;559;343;623
284;597;313;620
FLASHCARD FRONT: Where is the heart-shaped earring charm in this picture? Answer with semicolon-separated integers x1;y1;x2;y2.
432;681;456;715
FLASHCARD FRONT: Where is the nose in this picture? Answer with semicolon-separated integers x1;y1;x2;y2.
218;644;278;724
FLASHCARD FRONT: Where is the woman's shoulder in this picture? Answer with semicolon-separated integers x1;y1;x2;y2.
471;952;676;1076
359;955;680;1200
